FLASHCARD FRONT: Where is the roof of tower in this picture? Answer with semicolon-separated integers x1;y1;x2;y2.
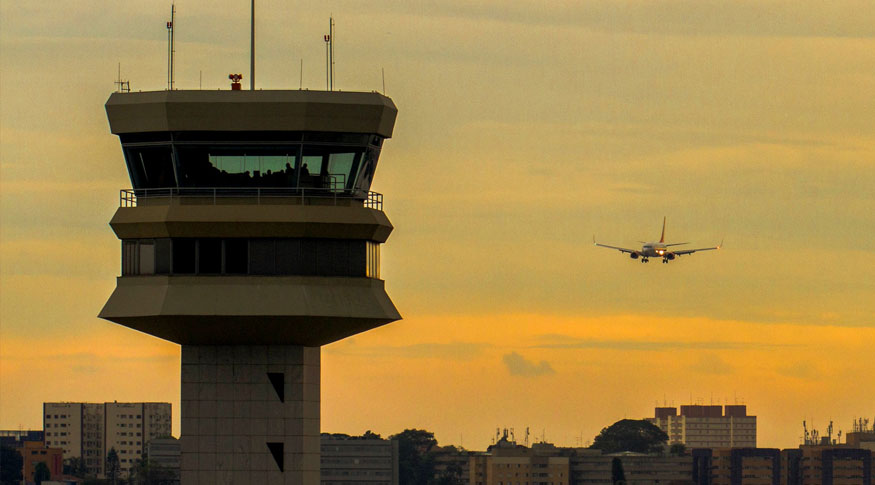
106;90;397;137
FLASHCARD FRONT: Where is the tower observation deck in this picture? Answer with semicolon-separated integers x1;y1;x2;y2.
99;89;401;485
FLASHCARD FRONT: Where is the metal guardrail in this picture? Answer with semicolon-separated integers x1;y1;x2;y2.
119;187;384;211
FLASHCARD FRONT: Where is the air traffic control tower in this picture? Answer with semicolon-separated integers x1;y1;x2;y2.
99;90;400;484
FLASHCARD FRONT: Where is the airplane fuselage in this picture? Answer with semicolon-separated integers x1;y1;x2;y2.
641;242;668;258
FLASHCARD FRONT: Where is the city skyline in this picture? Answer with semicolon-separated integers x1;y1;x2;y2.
1;1;874;453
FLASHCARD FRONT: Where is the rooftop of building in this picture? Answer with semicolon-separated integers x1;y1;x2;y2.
106;89;397;138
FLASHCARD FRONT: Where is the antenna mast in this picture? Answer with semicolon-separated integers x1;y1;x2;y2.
324;16;335;91
166;4;175;90
330;16;335;91
324;33;330;90
115;63;130;93
250;0;255;90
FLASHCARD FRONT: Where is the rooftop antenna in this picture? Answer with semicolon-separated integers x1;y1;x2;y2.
324;32;330;90
381;67;386;94
114;63;130;93
166;4;175;90
323;16;335;91
300;58;303;89
330;16;335;90
250;0;255;90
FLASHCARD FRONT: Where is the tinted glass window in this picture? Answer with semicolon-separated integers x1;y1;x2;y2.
250;239;276;275
172;239;196;274
276;239;303;274
198;239;222;274
155;239;171;274
225;239;248;274
139;241;155;275
125;146;176;189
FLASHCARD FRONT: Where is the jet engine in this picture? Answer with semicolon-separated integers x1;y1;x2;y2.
630;253;639;259
664;253;675;260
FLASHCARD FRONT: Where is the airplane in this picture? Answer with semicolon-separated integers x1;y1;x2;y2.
593;217;721;264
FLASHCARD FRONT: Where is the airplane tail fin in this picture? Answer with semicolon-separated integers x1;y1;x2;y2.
660;216;666;243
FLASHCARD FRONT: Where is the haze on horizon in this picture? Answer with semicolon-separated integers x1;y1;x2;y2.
1;1;873;451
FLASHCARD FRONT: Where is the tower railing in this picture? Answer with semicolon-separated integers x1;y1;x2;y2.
120;187;383;211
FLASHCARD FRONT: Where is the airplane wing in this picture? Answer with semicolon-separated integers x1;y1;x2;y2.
670;242;721;256
593;237;640;255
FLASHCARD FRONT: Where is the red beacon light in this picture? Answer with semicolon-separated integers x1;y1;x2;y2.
229;73;243;90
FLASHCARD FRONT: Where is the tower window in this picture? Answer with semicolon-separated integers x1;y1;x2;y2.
121;238;377;278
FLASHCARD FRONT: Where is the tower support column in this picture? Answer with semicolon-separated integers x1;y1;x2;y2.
180;345;320;485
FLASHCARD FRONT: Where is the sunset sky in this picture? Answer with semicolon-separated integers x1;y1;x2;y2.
1;1;873;451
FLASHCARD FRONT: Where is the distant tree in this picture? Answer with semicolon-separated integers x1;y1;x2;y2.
434;460;465;485
611;457;626;485
362;430;382;440
64;456;88;478
1;445;23;484
669;443;687;456
33;461;51;484
590;419;669;454
106;447;120;485
389;429;438;485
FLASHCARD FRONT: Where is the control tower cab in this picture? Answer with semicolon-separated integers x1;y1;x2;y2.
99;90;400;485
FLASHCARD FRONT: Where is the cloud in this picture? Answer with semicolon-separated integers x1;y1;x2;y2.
502;352;555;377
530;334;789;351
777;362;820;380
325;341;490;361
690;354;734;375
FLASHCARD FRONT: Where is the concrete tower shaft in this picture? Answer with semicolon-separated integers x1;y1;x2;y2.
99;90;401;485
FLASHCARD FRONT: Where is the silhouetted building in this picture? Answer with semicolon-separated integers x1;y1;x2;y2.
320;434;398;485
21;440;63;484
470;436;570;485
0;430;44;448
650;406;756;448
569;448;693;485
782;446;872;485
146;437;181;483
43;402;171;477
846;432;875;452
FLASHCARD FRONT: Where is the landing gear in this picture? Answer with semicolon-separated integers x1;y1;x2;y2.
641;258;649;263
662;258;668;264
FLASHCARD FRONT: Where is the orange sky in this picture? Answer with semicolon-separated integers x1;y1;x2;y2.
1;1;873;451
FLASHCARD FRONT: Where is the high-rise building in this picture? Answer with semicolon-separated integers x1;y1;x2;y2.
649;405;757;448
43;402;171;477
99;89;401;485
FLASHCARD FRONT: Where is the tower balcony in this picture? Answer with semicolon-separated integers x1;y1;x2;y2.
120;187;384;211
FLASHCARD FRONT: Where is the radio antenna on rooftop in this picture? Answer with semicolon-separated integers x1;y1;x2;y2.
166;4;175;90
115;63;130;93
250;0;256;90
324;16;335;91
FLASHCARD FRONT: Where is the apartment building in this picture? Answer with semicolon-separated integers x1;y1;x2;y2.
320;434;399;485
649;405;757;448
470;438;570;485
43;401;171;477
782;446;872;485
